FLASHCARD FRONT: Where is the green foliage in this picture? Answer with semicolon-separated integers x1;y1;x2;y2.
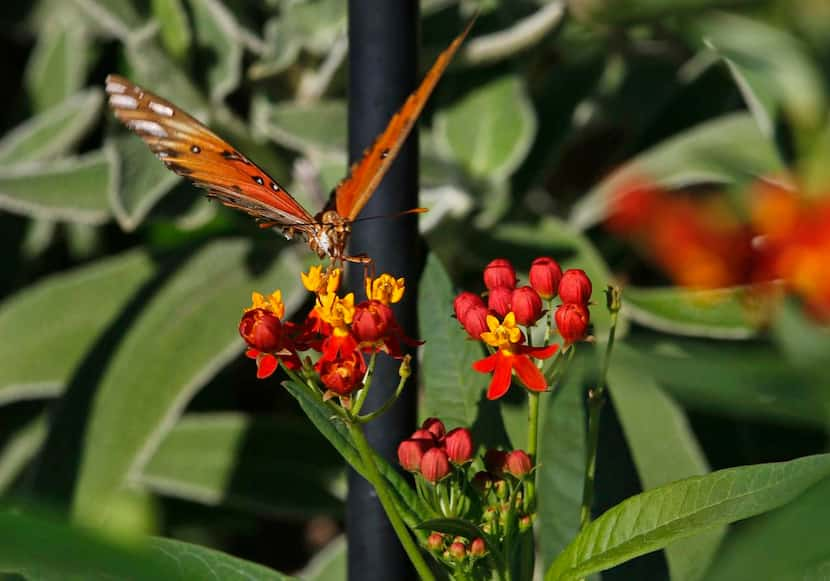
2;0;830;578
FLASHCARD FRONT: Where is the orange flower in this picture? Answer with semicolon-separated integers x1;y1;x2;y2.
473;313;558;399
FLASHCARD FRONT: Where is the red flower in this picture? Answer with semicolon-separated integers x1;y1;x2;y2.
420;448;451;483
558;269;592;305
529;257;563;300
352;300;395;343
422;417;446;441
317;349;367;395
483;258;516;290
459;304;489;339
239;309;283;352
470;538;487;557
511;286;543;326
555;303;590;344
453;291;485;321
487;287;513;318
444;427;474;464
398;439;430;472
505;450;533;477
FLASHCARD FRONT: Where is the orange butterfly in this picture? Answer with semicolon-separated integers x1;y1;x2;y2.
106;20;474;264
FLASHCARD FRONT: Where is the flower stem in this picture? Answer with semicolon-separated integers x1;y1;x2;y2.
579;286;622;530
352;350;378;416
348;421;436;581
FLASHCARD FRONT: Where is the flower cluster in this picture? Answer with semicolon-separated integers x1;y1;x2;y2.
606;175;830;322
398;418;536;577
239;266;415;397
453;257;593;399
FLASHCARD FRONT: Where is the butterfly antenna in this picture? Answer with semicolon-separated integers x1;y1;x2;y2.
353;207;429;223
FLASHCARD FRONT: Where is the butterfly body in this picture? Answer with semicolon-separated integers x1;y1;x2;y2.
105;19;474;263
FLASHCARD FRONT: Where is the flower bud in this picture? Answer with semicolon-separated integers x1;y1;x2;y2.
397;439;429;472
444;428;474;464
427;532;444;551
410;428;437;444
487;286;513;318
558;269;592;305
352;300;395;343
448;541;467;560
483;258;517;290
422;417;446;441
529;257;563;300
318;353;366;395
555;303;590;344
460;305;489;339
472;471;492;494
484;449;507;475
453;291;485;322
482;506;498;522
511;286;543;326
239;309;283;352
519;514;534;533
494;478;508;500
505;450;533;477
420;448;451;483
470;537;487;557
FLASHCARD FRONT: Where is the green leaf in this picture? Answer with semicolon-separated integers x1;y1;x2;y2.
302;536;346;581
253;97;347;157
705;477;830;581
107;133;181;231
701;13;826;137
569;0;738;25
24;18;95;113
0;509;297;580
623;286;760;340
537;364;588;571
68;241;307;525
545;453;830;581
418;253;510;448
570;114;783;230
280;0;347;55
608;348;724;581
0;89;103;165
189;0;243;102
0;415;47;493
138;413;344;517
248;18;301;80
73;0;143;40
0;249;155;404
151;0;192;63
0;149;114;224
435;75;537;181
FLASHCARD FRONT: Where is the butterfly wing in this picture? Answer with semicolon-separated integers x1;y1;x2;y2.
105;75;315;227
331;18;475;221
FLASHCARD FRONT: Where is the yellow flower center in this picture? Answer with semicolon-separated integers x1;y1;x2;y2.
317;291;355;332
480;312;522;350
365;274;405;305
246;289;284;318
302;265;342;296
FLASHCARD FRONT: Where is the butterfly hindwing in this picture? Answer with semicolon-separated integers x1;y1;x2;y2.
105;75;315;227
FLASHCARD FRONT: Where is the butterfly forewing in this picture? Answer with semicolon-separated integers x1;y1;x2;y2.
332;17;476;221
105;75;314;227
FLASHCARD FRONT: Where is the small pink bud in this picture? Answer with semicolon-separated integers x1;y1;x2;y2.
483;258;517;290
427;532;444;551
505;450;533;477
453;291;484;322
511;286;543;326
460;304;489;339
410;429;436;443
421;417;446;441
420;448;451;483
529;257;563;300
487;286;513;318
444;427;474;464
555;303;590;344
397;439;428;472
449;541;467;560
470;537;487;557
558;269;592;305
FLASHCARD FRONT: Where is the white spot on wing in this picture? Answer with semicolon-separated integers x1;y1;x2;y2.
106;81;127;94
109;94;138;109
129;120;168;137
149;101;174;117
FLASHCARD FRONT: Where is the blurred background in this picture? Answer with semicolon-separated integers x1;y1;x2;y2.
1;0;829;579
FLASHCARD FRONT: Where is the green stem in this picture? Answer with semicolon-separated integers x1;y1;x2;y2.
357;367;409;423
579;287;621;530
525;390;540;509
349;422;436;581
352;350;378;416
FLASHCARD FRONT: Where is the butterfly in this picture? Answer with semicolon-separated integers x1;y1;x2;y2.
106;19;474;264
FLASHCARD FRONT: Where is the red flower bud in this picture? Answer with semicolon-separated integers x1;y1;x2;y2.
558;269;592;305
470;537;487;557
444;427;474;464
460;305;489;339
453;291;485;322
398;439;429;472
484;449;507;475
317;351;366;395
511;286;543;326
505;450;533;477
555;303;590;344
529;257;563;300
410;428;437;444
519;514;534;532
483;258;517;290
422;417;446;441
427;532;444;551
449;541;467;560
420;447;451;483
239;309;283;352
488;286;513;318
352;300;395;343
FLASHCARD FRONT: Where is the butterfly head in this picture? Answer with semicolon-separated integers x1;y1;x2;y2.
307;210;351;261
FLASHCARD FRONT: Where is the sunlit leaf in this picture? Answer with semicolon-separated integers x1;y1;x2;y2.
189;0;243;101
151;0;192;63
253;97;347;157
302;536;346;581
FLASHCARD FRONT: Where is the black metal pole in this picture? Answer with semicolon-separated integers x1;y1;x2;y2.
345;2;420;581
